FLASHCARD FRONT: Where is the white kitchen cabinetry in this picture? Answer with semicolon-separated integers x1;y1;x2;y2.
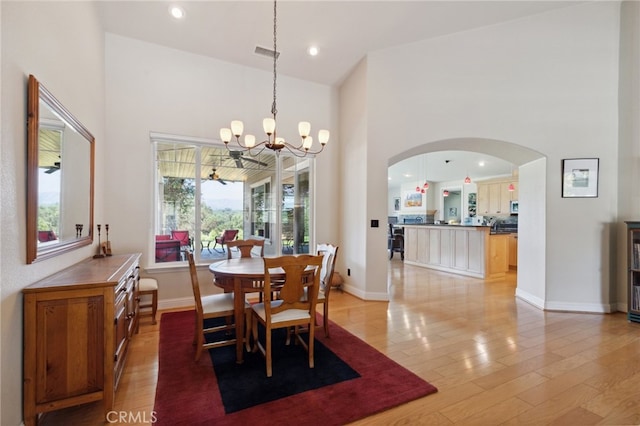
477;178;518;216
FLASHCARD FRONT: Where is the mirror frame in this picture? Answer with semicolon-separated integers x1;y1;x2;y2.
26;74;95;264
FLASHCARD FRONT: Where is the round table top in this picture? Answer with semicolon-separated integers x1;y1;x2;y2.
208;257;273;279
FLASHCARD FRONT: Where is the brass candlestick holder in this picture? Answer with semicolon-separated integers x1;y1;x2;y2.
104;224;112;256
93;224;105;258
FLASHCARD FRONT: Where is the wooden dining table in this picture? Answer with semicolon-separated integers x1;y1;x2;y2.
208;257;287;364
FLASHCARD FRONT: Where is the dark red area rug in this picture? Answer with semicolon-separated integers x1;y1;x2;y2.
153;310;437;426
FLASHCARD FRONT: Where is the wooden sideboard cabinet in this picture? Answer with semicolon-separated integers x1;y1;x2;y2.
23;253;141;426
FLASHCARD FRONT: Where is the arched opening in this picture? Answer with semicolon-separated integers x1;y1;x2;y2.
387;137;547;307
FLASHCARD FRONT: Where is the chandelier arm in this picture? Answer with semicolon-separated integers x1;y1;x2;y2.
280;143;310;158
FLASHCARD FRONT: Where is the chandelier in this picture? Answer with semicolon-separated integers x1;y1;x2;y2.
219;0;329;157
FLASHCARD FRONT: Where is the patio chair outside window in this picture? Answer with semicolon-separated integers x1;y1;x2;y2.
213;229;239;252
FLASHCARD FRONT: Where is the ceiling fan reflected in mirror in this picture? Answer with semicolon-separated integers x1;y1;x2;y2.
208;168;227;185
45;161;61;174
228;150;267;169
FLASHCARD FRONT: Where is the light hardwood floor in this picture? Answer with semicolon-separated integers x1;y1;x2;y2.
41;260;640;425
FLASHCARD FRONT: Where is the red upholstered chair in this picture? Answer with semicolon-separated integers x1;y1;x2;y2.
171;230;191;250
213;229;239;252
155;239;181;262
38;230;57;243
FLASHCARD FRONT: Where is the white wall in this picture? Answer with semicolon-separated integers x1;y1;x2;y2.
0;3;105;425
338;58;371;297
340;2;621;311
616;1;640;311
104;34;337;304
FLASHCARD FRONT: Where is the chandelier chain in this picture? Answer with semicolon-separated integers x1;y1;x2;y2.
271;0;278;118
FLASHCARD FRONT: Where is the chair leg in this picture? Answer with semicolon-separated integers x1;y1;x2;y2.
251;317;259;353
266;327;272;377
323;302;330;338
151;291;158;325
308;322;315;369
244;309;252;352
195;327;204;361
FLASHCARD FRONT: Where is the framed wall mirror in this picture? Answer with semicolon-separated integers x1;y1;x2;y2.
26;75;94;264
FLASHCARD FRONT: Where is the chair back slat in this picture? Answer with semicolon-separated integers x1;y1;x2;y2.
226;239;265;259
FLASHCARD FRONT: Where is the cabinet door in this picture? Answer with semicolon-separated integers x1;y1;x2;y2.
499;183;511;214
35;295;105;403
477;184;490;215
489;183;501;214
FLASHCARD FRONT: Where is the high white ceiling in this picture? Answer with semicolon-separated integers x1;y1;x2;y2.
97;1;578;87
98;1;574;185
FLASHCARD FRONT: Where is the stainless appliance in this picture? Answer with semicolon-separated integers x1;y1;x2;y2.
510;200;519;214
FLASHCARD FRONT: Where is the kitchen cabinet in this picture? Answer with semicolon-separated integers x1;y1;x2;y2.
477;178;518;216
23;253;141;426
487;234;509;278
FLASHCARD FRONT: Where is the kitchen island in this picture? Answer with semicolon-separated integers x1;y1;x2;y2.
402;224;509;279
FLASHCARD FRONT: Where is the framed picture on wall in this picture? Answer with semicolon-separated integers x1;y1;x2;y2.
394;197;400;211
562;158;599;198
403;191;423;208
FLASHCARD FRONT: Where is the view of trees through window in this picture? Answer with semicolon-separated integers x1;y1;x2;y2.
153;138;314;264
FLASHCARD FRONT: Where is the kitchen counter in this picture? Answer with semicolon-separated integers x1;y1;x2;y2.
402;224;509;279
399;222;516;235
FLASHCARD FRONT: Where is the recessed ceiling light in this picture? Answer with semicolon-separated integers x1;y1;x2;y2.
478;161;485;167
308;46;319;56
169;6;185;19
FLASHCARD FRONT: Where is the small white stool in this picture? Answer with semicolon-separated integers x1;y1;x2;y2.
137;278;158;332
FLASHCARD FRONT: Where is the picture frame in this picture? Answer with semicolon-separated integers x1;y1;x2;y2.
394;197;400;211
403;191;423;208
562;158;599;198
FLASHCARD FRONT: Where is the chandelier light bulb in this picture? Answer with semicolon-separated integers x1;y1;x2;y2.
416;186;421;192
508;183;515;191
443;190;449;197
464;176;471;184
303;136;313;150
298;121;311;138
318;129;330;145
263;118;276;135
245;134;256;148
230;120;244;138
423;182;429;190
220;128;232;143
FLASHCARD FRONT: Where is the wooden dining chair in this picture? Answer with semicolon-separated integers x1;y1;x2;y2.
186;251;251;361
226;238;272;302
251;255;323;377
314;243;339;337
225;238;265;259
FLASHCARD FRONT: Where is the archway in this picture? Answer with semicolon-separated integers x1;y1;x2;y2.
387;137;547;308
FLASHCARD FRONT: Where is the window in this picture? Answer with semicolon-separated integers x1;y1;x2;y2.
152;134;315;264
